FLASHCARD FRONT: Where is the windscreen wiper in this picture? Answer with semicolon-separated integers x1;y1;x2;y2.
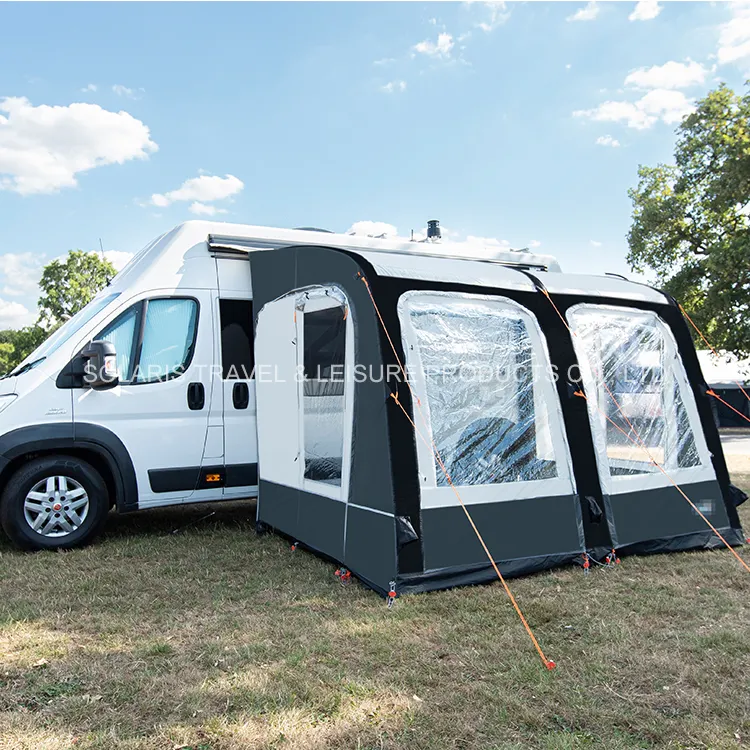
10;357;46;377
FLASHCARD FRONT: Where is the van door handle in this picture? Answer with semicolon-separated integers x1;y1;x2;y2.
233;382;249;410
187;382;205;410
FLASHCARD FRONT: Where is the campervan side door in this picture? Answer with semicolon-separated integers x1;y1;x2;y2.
216;257;258;498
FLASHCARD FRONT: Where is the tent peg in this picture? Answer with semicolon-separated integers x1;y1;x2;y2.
335;568;352;586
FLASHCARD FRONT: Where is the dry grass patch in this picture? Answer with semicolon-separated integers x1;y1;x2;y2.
0;479;749;749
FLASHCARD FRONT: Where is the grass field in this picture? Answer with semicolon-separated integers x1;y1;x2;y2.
1;476;749;750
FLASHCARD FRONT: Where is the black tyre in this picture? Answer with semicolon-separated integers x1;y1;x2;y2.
0;455;110;551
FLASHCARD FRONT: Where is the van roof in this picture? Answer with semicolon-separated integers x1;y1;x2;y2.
196;220;562;273
111;221;667;306
193;220;666;304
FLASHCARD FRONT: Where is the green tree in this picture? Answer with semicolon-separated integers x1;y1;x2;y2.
627;83;750;357
37;250;117;329
0;341;15;375
0;326;48;375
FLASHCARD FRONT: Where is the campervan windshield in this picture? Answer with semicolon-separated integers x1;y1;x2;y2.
10;293;121;376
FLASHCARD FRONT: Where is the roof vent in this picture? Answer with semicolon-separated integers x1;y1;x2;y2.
426;219;441;241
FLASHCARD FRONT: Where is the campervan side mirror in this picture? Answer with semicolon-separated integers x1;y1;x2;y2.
81;340;119;390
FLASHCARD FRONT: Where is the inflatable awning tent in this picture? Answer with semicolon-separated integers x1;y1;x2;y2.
222;236;745;596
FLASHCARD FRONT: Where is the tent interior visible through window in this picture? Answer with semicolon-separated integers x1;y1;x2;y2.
301;300;348;486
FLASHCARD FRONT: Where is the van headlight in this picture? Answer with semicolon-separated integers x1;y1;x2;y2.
0;395;17;413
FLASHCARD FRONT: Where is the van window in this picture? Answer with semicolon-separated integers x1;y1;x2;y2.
94;297;198;384
135;299;198;383
97;304;141;381
219;299;254;379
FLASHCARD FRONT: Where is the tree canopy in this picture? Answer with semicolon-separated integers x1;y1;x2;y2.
37;250;117;329
0;326;48;375
0;250;117;375
628;83;750;357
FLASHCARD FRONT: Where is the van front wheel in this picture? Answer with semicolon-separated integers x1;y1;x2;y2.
1;456;110;551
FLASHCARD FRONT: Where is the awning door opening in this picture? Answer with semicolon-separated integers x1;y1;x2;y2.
256;286;353;500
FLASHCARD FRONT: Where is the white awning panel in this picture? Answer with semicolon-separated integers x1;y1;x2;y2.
356;250;536;293
534;271;668;304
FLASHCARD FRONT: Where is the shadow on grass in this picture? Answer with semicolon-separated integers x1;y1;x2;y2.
102;498;259;540
0;498;258;554
0;487;748;748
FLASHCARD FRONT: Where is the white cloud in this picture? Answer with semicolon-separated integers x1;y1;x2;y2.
0;252;43;327
0;298;33;329
624;59;707;90
347;221;399;238
575;100;651;129
465;235;511;248
0;97;157;195
638;88;695;123
189;201;228;216
112;84;142;99
590;240;603;247
103;250;133;271
413;32;454;58
373;57;396;66
80;83;97;93
717;3;750;65
150;194;170;208
460;235;523;258
566;64;573;70
0;252;43;299
150;174;244;209
629;0;661;21
476;1;510;32
574;89;694;130
596;134;621;147
344;222;533;252
381;80;407;93
567;2;599;22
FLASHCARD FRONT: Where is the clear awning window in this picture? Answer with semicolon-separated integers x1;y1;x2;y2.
399;292;575;507
567;304;713;494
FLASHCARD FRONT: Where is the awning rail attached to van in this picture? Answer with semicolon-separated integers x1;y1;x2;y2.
206;233;558;273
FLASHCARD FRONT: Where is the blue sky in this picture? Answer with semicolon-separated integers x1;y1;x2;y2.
1;1;748;328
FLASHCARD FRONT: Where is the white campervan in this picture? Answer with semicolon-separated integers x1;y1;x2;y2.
0;221;560;550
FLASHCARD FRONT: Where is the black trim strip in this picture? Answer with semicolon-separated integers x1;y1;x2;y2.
148;467;200;493
226;462;258;486
148;463;258;493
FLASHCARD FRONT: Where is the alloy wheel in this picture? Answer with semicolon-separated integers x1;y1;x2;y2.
23;475;90;538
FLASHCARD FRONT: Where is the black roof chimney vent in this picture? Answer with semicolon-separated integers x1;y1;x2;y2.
426;219;441;240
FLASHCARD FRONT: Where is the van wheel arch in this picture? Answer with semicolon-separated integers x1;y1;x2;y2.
0;424;138;513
